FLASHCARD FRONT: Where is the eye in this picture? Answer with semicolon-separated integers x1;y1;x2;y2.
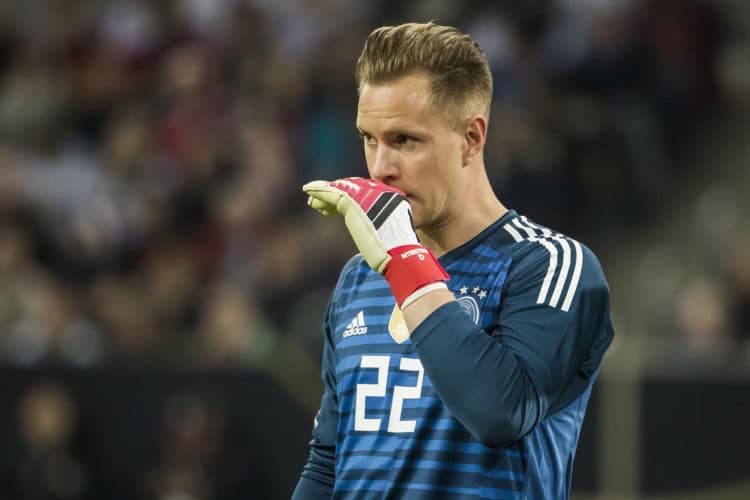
394;134;415;146
358;131;376;145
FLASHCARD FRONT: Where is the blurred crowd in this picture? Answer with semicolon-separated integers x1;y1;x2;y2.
0;0;750;496
0;376;291;500
1;0;746;370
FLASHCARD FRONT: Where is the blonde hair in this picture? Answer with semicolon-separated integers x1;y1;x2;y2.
355;21;493;127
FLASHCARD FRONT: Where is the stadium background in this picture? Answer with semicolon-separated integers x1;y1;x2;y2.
0;0;748;498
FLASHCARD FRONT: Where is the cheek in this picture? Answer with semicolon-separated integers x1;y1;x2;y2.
427;154;455;190
424;152;460;208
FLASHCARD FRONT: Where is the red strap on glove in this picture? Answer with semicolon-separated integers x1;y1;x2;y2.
385;244;450;307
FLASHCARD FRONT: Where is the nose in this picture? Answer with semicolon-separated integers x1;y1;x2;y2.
368;145;399;185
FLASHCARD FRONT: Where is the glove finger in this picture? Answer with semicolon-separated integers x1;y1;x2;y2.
302;180;331;193
304;182;365;221
307;196;338;216
303;182;348;209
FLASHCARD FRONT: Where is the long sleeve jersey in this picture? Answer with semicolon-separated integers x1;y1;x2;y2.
293;209;614;499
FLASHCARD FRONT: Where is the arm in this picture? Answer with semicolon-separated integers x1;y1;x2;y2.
407;245;614;447
401;287;453;328
292;297;339;499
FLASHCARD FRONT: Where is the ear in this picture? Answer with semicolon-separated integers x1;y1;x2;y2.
462;115;487;167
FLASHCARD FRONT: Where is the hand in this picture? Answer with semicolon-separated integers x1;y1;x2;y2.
303;177;449;307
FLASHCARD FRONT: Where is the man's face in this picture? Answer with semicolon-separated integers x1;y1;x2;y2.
356;73;465;230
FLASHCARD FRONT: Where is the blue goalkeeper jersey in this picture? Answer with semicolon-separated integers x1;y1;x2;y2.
294;210;614;499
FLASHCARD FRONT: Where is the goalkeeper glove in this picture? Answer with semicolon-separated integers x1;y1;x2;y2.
303;177;450;308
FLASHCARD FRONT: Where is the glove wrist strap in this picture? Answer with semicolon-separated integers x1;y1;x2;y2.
401;282;449;310
384;245;450;307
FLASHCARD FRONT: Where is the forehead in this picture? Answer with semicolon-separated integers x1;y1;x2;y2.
356;73;443;131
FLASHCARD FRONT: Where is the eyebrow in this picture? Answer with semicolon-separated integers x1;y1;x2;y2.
356;127;424;139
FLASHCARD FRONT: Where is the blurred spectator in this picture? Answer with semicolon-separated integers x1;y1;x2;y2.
674;276;732;357
88;274;158;361
13;380;88;499
190;282;278;367
145;391;225;500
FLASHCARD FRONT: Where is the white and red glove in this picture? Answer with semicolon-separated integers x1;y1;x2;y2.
303;177;450;308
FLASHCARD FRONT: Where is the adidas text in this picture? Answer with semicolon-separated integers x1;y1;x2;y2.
343;311;368;337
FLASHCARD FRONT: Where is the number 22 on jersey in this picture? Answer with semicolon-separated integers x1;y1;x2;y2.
354;355;424;433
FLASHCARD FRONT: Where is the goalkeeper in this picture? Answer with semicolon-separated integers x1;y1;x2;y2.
293;22;614;500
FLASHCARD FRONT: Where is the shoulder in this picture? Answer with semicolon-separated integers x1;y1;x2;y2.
501;214;608;311
340;254;367;280
333;255;369;293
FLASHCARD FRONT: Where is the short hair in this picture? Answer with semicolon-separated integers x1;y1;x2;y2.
355;22;493;128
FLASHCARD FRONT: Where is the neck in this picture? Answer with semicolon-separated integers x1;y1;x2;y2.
417;168;507;257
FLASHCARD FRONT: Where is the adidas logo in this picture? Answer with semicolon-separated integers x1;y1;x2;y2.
343;311;368;337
